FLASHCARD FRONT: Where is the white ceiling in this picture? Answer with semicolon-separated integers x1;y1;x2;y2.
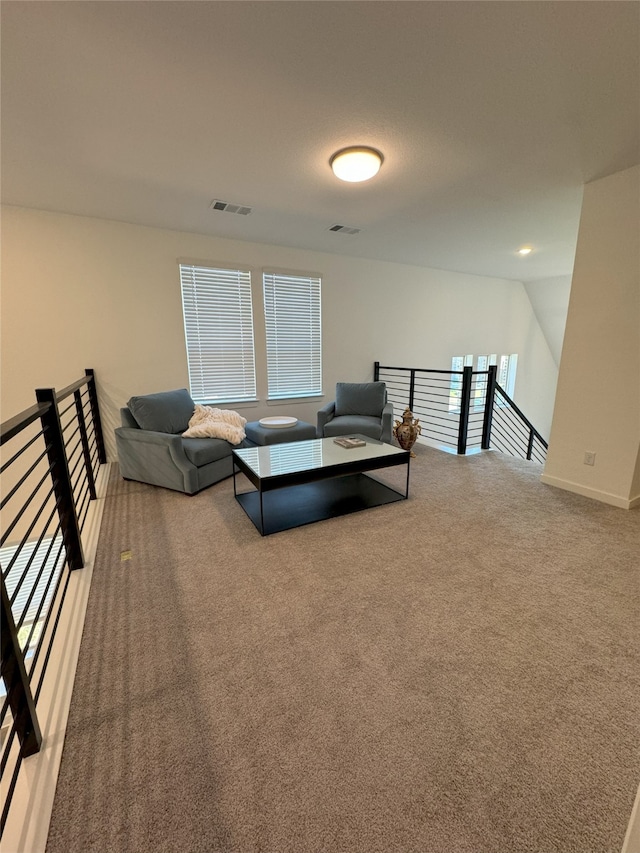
2;1;639;283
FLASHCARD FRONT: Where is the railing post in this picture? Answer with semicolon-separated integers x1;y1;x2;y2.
1;577;42;758
457;366;473;455
85;369;107;464
408;368;416;412
36;387;84;570
74;389;97;500
526;429;535;461
481;365;497;450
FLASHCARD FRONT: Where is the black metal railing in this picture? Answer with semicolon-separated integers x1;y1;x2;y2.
375;361;548;463
486;380;548;464
0;369;106;835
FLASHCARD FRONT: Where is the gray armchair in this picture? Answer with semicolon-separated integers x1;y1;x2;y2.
317;382;394;443
115;388;244;495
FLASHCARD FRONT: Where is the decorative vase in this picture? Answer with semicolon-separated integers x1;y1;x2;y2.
393;407;421;457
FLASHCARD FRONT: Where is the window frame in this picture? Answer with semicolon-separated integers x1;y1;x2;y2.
262;268;323;402
178;261;257;405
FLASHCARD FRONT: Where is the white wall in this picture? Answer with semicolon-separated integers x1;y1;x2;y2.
524;275;572;367
542;165;640;509
1;206;558;458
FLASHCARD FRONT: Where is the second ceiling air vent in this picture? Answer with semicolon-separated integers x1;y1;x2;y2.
328;224;361;235
210;200;253;216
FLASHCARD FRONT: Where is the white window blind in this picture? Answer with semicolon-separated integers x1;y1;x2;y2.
179;264;256;403
263;271;322;400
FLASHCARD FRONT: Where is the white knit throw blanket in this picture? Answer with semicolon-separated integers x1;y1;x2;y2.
182;405;247;445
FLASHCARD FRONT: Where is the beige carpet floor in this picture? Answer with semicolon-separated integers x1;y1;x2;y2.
46;445;639;853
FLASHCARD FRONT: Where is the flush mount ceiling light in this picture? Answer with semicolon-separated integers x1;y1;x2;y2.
517;246;533;256
330;146;383;182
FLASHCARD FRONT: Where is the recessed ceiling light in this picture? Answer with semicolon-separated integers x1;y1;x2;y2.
517;246;533;256
330;147;383;182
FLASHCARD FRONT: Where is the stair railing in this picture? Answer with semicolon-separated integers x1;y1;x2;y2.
0;369;105;836
375;361;548;463
482;366;548;463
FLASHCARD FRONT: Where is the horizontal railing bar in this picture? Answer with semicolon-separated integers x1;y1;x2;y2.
0;692;10;730
78;490;91;531
62;423;82;447
0;472;58;552
33;562;73;703
0;446;52;513
379;365;460;375
491;416;524;445
8;509;60;626
418;413;459;426
0;428;49;476
492;413;528;445
494;411;529;442
0;728;21;808
0;404;51;446
380;365;491;378
57;400;76;419
26;538;67;681
412;390;452;400
25;543;70;672
14;515;61;632
5;489;59;598
493;403;526;429
417;414;453;426
412;378;455;387
68;449;85;482
71;481;88;506
495;386;548;448
491;423;526;456
52;375;92;403
72;477;89;507
66;445;83;473
423;428;457;443
0;688;27;779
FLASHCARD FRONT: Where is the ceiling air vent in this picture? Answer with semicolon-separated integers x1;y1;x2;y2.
328;224;361;235
210;200;253;216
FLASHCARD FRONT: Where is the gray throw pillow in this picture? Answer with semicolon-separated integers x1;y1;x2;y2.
334;382;386;418
127;389;195;434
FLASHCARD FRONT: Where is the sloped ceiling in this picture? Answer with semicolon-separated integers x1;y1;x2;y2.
524;276;572;365
1;1;639;282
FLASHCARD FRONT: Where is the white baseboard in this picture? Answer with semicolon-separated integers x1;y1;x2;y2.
1;463;111;853
622;784;640;853
540;473;635;510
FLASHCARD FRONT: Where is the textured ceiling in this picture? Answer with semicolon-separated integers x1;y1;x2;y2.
2;1;639;282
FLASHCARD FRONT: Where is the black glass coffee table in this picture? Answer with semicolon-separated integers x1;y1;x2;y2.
232;435;410;535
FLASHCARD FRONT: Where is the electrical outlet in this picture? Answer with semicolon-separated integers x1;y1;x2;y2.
584;451;596;466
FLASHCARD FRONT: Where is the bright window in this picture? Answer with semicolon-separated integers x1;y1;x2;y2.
448;354;472;412
473;355;490;410
263;270;322;400
449;353;518;412
498;354;518;397
179;263;257;404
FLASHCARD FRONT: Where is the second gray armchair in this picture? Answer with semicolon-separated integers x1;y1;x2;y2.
317;381;394;443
